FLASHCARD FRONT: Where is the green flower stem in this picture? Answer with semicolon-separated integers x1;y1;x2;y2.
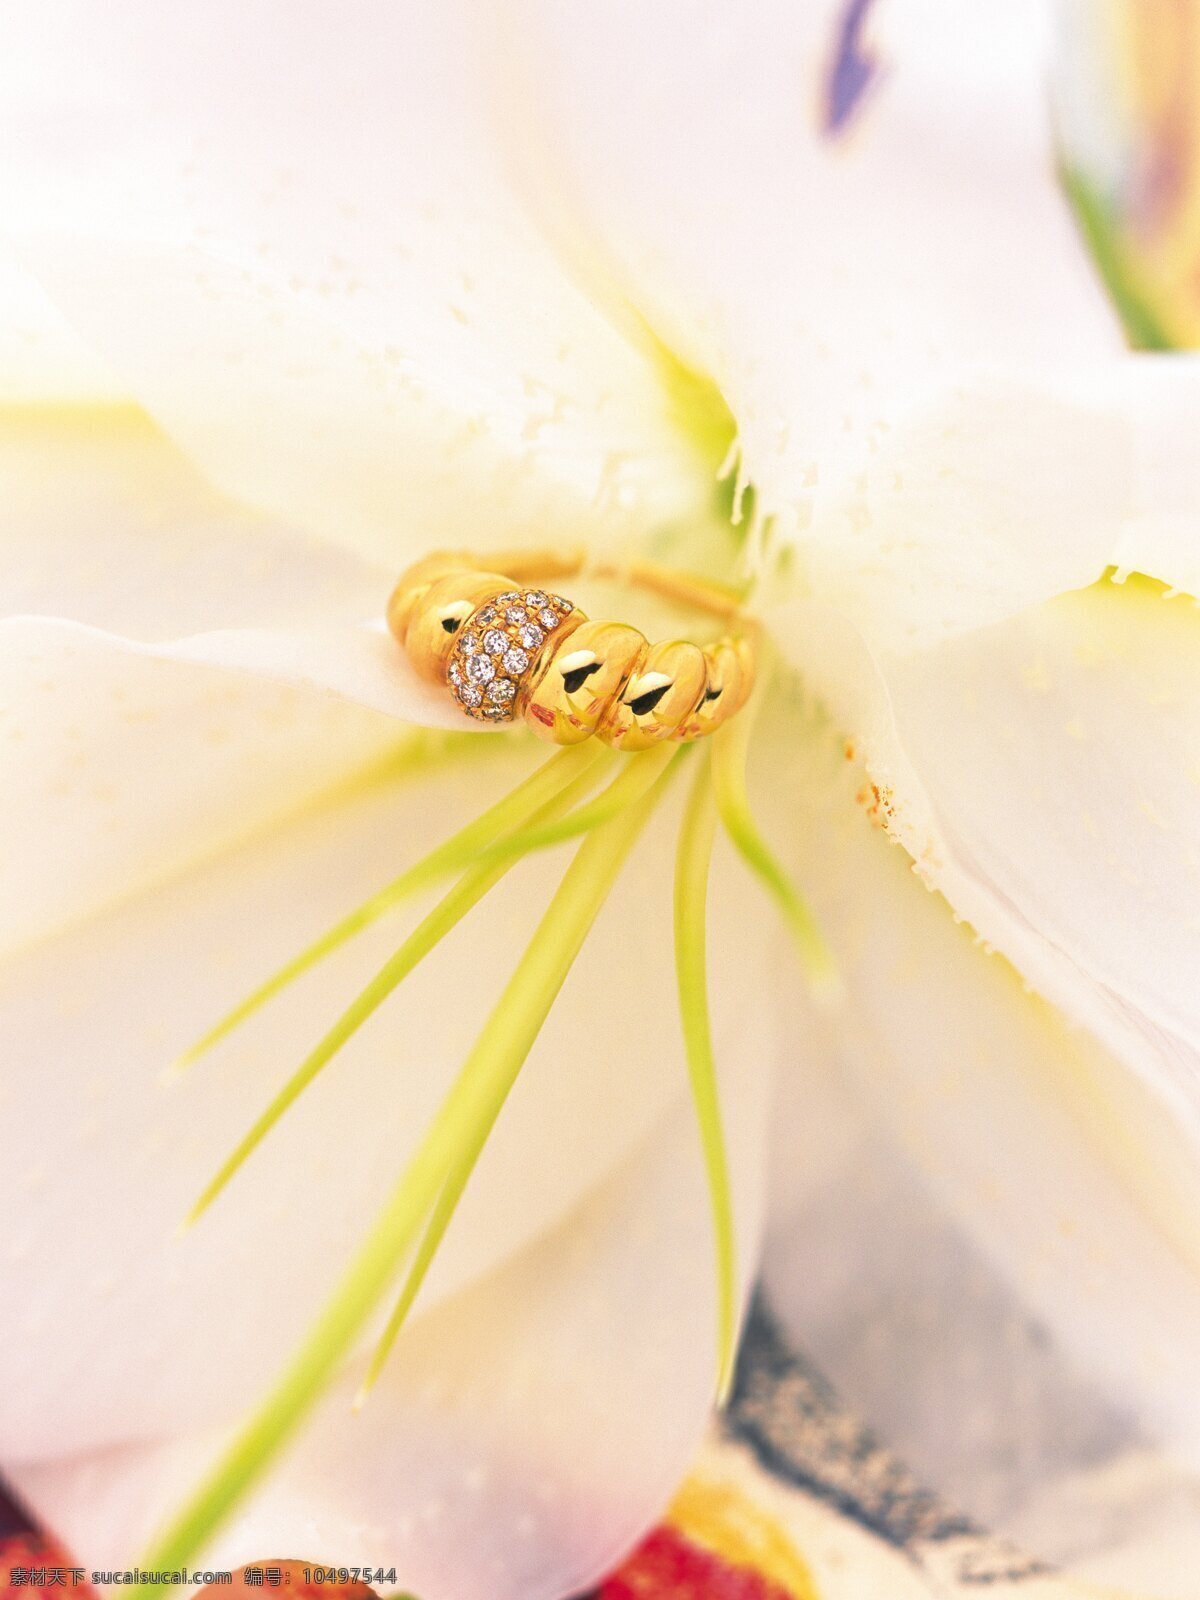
183;755;611;1226
136;750;676;1594
173;744;603;1071
674;750;737;1401
711;702;837;991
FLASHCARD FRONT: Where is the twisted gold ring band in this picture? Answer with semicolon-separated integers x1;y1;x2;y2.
387;547;755;751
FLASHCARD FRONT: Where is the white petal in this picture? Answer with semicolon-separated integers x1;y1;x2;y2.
886;578;1200;1109
0;409;471;953
504;0;1123;552
794;369;1136;649
9;1082;769;1600
0;406;387;636
3;4;718;563
0;751;775;1467
0;250;120;401
0;618;411;957
1108;355;1200;601
9;615;463;728
758;701;1200;1580
522;1;1200;636
795;355;1200;650
772;570;1200;1145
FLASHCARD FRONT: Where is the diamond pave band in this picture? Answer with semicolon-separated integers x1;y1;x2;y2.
447;589;575;723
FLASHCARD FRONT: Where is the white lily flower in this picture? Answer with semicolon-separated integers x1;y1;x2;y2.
2;1;1200;1596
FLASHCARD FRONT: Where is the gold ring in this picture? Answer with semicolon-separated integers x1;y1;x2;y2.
387;547;755;751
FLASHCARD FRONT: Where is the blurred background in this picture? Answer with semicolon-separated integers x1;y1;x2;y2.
1055;0;1200;348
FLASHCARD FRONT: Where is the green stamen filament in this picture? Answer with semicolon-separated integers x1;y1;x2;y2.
136;751;676;1593
464;741;676;870
172;744;601;1072
355;1133;483;1410
674;750;737;1400
356;746;687;1402
183;754;612;1227
711;702;837;992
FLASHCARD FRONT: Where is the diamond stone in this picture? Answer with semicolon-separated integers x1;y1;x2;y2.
496;591;520;603
518;622;544;651
505;605;527;625
483;628;508;655
502;646;530;674
460;685;482;708
460;632;481;656
539;608;558;629
524;591;548;609
466;653;495;684
476;606;497;626
488;677;516;704
448;661;462;685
